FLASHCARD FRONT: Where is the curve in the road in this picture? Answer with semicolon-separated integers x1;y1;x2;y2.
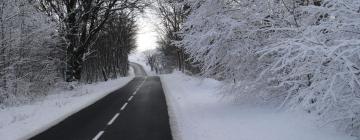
130;62;147;76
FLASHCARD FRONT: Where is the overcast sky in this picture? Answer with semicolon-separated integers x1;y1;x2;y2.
135;9;161;52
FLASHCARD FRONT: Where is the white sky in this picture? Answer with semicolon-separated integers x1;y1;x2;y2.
135;9;161;52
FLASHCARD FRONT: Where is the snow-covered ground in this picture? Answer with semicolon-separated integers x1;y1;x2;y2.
0;77;133;140
128;66;135;77
129;52;156;75
161;71;356;140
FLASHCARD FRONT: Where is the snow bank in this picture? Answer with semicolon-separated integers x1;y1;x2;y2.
0;77;133;140
129;52;156;75
161;72;355;140
128;66;135;77
181;0;360;134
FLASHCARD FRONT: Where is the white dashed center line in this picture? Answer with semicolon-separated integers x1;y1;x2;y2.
128;96;134;101
92;77;148;140
121;102;128;111
107;113;120;125
132;88;139;95
133;77;147;95
92;131;104;140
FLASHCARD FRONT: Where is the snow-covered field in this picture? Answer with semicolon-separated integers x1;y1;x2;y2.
161;71;356;140
0;77;133;140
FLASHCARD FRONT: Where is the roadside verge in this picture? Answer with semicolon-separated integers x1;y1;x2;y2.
0;77;133;140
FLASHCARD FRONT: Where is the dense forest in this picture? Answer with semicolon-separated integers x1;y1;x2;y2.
0;0;147;105
149;0;360;136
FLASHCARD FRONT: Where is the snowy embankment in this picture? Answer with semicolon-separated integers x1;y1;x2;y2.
129;52;156;76
0;77;133;140
161;72;356;140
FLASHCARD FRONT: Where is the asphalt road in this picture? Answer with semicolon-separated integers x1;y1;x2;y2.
130;62;147;76
30;63;172;140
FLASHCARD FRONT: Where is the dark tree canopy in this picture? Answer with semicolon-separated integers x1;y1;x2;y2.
37;0;148;81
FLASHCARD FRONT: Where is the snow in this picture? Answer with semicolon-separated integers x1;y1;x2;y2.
129;52;156;75
0;77;133;140
180;0;360;133
161;71;356;140
128;66;135;77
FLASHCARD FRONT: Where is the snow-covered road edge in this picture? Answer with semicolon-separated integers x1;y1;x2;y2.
160;75;183;140
129;52;156;76
0;77;133;140
160;72;355;140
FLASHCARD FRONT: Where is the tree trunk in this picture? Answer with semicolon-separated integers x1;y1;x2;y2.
177;49;182;71
65;0;79;82
0;2;6;90
101;67;108;81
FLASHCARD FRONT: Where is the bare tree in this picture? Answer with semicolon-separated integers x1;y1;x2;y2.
0;0;62;105
154;0;193;72
81;12;137;83
37;0;148;81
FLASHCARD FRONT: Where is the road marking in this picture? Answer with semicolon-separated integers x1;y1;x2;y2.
107;113;120;125
93;131;104;140
128;96;134;101
133;77;147;95
93;77;147;140
121;102;128;111
133;87;140;95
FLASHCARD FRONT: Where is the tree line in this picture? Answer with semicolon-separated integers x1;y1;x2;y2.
0;0;147;106
144;0;199;74
151;0;360;137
